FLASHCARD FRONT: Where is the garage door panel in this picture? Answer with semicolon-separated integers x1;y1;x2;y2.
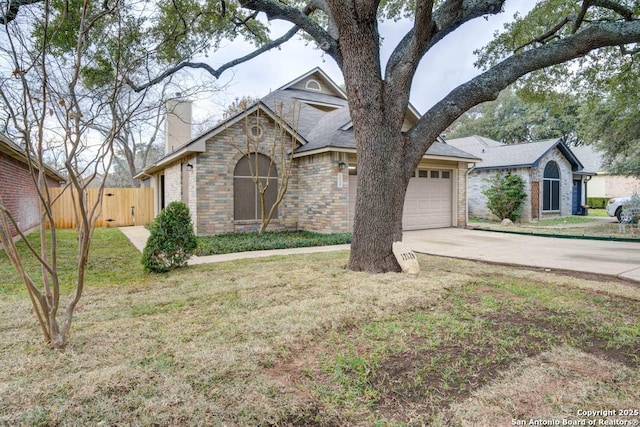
349;171;452;231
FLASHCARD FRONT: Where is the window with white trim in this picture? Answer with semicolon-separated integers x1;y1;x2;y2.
305;79;322;91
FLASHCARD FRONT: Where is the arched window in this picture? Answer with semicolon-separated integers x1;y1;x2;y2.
234;154;278;220
543;161;560;211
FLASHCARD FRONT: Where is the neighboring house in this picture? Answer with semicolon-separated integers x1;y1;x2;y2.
571;145;640;199
135;68;479;235
446;135;593;221
0;133;65;238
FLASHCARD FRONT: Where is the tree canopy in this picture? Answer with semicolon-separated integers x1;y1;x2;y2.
445;87;581;145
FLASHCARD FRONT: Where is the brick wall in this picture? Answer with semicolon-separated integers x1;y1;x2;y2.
604;176;640;198
164;162;182;205
468;148;574;222
297;152;349;233
193;114;299;235
0;152;60;237
468;168;532;222
456;162;468;228
533;148;573;219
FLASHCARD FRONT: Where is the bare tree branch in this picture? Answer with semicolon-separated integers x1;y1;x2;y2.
240;0;339;59
126;25;300;92
573;0;591;33
1;0;42;24
516;16;572;52
591;0;634;21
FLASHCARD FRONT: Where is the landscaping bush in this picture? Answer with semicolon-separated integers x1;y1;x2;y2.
142;201;197;273
195;230;352;256
482;173;527;222
586;197;608;209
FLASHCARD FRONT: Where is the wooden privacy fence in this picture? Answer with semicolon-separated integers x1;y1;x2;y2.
48;187;154;229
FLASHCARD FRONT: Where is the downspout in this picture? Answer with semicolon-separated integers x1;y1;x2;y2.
584;175;592;213
465;163;476;227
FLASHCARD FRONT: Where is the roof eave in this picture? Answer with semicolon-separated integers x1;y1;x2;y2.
474;164;534;171
293;146;480;163
0;135;66;182
277;67;347;100
136;101;309;177
137;138;206;176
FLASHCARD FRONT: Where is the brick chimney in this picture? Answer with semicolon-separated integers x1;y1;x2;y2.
165;97;192;154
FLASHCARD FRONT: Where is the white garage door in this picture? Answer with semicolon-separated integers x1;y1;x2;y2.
348;169;453;231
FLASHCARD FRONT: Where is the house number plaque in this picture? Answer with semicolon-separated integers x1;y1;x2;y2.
392;242;420;275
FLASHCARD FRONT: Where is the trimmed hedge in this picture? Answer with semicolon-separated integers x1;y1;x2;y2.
587;197;608;209
196;230;352;256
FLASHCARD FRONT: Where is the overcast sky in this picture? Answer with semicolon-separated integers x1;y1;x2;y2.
192;1;535;121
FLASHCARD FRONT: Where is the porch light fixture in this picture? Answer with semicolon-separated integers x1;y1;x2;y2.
187;163;194;170
337;161;347;170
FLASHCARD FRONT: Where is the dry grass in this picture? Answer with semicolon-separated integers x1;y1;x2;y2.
1;239;639;426
446;346;640;426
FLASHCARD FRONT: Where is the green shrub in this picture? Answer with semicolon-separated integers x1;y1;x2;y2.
482;173;527;222
142;201;197;273
586;197;608;209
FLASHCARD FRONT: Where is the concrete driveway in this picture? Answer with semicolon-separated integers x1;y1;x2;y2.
403;228;640;283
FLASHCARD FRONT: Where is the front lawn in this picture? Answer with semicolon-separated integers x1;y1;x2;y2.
1;229;638;425
195;230;352;256
0;228;146;294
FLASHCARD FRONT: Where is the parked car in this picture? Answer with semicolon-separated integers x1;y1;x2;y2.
607;195;633;221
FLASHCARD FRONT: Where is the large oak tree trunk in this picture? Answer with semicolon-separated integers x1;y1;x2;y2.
334;3;418;273
348;132;410;272
341;71;416;272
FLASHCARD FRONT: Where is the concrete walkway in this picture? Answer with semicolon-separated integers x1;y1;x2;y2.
119;226;640;283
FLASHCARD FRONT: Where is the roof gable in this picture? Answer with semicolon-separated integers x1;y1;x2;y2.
135;102;307;178
276;67;347;100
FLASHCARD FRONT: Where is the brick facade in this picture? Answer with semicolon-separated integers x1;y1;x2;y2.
193;113;300;235
601;175;640;198
150;114;472;235
468;147;573;222
533;147;573;219
297;152;350;233
0;151;60;237
456;162;469;227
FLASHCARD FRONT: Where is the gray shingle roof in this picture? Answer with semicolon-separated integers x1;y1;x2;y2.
441;135;503;158
447;136;584;171
144;68;479;168
260;71;477;160
570;145;603;173
261;89;349;139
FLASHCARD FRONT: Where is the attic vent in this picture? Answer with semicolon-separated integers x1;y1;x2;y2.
305;79;322;91
248;124;264;141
